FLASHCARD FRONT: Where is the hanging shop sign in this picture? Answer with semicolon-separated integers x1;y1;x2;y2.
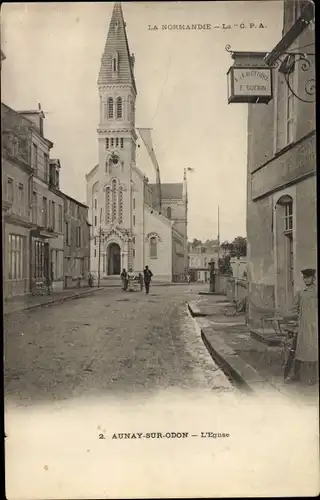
226;50;273;104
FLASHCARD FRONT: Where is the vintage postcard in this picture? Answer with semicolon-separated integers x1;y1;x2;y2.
2;1;318;498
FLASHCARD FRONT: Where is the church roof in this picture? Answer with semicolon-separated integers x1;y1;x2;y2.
149;183;183;200
98;2;137;93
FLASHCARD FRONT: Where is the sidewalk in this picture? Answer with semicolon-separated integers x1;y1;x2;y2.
4;286;105;316
189;294;319;402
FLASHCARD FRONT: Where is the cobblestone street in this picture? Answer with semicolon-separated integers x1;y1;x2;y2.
4;285;235;406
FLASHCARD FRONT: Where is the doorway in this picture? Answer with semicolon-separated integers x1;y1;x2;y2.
108;243;121;275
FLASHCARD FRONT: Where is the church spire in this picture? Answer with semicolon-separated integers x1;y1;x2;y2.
98;2;137;94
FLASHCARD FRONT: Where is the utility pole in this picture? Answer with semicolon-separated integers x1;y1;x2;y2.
97;208;102;288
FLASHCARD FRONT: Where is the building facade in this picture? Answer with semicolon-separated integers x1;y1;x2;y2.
2;104;34;298
20;110;65;293
246;1;316;327
188;242;219;283
2;103;65;297
62;192;90;288
85;2;187;282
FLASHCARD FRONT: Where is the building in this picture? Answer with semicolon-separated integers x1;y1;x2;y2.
246;1;316;327
19;109;65;293
61;191;90;288
85;2;187;282
188;241;219;283
2;103;65;296
2;104;34;298
230;257;247;279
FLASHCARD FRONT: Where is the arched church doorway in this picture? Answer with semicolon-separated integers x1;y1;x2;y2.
108;243;121;275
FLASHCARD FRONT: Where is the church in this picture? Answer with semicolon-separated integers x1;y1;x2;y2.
85;2;188;282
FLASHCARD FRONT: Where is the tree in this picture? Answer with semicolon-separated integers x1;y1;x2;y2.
218;254;233;275
221;240;232;255
230;236;247;257
191;238;202;246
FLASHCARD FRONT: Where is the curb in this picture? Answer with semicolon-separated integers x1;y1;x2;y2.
188;303;274;394
188;302;206;317
4;287;105;316
200;329;265;393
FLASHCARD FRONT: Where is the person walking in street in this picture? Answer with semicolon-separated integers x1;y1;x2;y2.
138;272;144;291
143;265;153;294
284;268;318;385
121;268;128;291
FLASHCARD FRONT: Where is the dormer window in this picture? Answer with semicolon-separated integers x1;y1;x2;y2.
112;51;119;73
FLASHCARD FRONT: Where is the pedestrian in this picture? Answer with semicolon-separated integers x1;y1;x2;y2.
138;272;144;291
143;265;153;294
284;268;318;385
121;268;128;291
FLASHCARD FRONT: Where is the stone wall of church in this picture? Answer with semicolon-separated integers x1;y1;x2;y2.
143;206;172;282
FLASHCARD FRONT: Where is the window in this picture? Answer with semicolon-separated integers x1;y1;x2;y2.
76;227;81;248
133;237;135;244
94;237;97;246
44;153;49;182
133;198;135;209
94;215;97;226
106;138;109;149
32;143;38;172
7;178;13;203
150;236;157;258
94;198;97;210
32;191;37;224
133;215;135;226
112;53;118;72
120;138;124;149
286;71;295;145
107;98;114;119
166;206;171;219
112;179;117;221
58;205;63;232
18;183;24;215
116;97;122;119
116;138;119;147
284;201;293;233
8;234;25;280
105;187;110;223
94;249;97;257
42;197;47;227
133;249;135;257
111;138;114;147
118;187;123;223
65;221;69;245
52;201;56;231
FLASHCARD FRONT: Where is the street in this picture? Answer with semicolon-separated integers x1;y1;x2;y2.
4;284;235;405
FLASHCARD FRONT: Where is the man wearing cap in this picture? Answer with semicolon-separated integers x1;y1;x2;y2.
284;268;318;385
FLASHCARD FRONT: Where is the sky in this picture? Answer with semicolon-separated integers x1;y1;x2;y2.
1;1;283;242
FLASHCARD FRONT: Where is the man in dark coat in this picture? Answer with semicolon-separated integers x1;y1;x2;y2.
120;268;128;291
143;265;153;294
284;268;318;385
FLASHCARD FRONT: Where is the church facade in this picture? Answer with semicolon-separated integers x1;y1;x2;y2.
85;2;187;282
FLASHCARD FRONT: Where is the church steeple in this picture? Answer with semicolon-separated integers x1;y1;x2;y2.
98;2;137;94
